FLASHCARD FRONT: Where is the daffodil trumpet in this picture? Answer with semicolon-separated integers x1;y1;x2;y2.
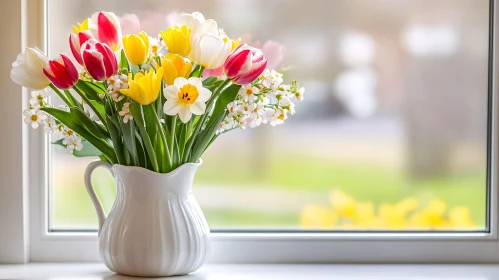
10;10;304;174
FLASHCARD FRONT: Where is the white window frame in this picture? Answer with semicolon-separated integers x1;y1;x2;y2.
1;0;498;263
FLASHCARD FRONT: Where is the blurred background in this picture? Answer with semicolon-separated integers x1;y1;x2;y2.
48;0;489;231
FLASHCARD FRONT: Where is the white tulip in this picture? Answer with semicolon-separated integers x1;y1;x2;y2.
10;47;50;90
178;12;206;30
190;32;231;69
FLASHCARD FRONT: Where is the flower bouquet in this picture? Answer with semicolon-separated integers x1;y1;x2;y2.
11;11;303;277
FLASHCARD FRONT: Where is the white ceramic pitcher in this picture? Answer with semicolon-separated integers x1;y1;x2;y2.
84;160;210;277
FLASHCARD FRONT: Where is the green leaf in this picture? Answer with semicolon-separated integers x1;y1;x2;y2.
91;100;106;122
190;111;225;161
212;84;241;118
202;76;218;87
64;90;82;109
119;49;130;71
75;80;106;102
106;113;126;165
70;108;109;139
120;120;138;165
41;107;117;163
129;103;159;172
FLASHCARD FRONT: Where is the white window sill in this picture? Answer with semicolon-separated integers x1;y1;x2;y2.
0;263;499;279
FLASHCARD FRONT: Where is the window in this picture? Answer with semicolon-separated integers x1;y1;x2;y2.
48;0;490;232
1;0;497;263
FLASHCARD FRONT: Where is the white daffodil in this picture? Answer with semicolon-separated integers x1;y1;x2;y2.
10;47;51;90
118;102;133;124
43;116;57;134
23;109;47;129
107;74;128;102
83;104;99;121
29;88;50;108
163;77;212;123
65;135;83;151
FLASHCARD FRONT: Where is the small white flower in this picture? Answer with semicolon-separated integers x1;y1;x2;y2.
65;135;83;151
43;116;57;134
240;85;259;103
83;104;99;121
149;36;166;55
267;108;287;126
118;102;133;124
23;109;47;129
62;128;76;143
163;77;212;123
55;123;65;134
295;87;305;101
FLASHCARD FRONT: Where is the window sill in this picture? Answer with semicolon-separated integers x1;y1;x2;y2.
1;263;499;279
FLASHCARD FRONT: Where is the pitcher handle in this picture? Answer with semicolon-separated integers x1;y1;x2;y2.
84;160;113;235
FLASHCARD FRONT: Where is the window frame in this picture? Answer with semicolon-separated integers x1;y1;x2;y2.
1;0;498;263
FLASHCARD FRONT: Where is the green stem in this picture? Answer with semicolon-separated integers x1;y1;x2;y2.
135;118;159;173
73;85;107;125
49;84;71;106
169;116;177;167
182;79;231;162
148;104;172;172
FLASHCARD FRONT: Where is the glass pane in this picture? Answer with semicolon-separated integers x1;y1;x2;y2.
48;0;490;231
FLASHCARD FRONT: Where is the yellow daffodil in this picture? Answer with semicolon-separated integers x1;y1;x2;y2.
123;32;150;65
73;18;89;33
161;53;193;85
160;25;191;57
301;205;337;230
121;67;164;105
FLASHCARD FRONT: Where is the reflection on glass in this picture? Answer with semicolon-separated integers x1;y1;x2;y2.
48;0;489;230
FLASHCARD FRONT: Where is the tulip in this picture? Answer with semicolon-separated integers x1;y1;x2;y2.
81;39;118;81
10;47;51;90
190;33;231;69
69;30;93;65
121;67;164;105
122;32;149;65
89;11;122;52
160;25;191;57
177;12;205;30
161;53;192;85
224;44;267;85
42;54;79;90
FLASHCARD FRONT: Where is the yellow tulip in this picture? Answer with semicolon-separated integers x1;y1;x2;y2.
73;18;89;33
160;25;191;57
121;67;163;105
123;32;150;65
161;53;193;85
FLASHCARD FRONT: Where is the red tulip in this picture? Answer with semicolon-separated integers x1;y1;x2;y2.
89;11;122;52
69;30;93;65
223;44;267;85
42;54;79;90
81;39;118;81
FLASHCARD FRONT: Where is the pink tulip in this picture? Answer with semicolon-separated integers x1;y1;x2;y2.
69;30;93;65
262;40;285;69
224;44;267;85
89;11;122;52
203;65;224;79
43;54;79;90
120;13;141;35
81;39;118;81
